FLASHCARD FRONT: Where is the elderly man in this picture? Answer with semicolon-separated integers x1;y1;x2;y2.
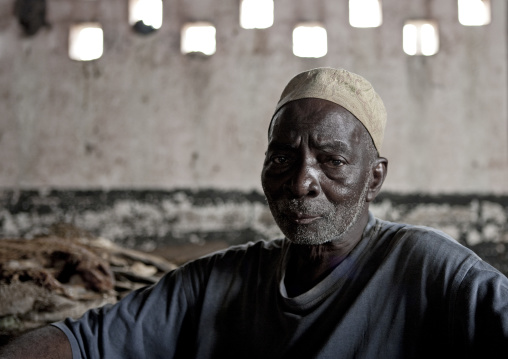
2;67;508;358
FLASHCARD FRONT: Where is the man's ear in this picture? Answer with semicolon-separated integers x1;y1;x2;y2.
366;157;388;203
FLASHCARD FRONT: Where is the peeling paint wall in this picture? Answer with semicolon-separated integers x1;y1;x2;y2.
0;0;507;193
1;190;508;274
0;189;279;249
1;2;508;273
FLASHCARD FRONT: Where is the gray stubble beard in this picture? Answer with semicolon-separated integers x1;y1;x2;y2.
268;182;370;246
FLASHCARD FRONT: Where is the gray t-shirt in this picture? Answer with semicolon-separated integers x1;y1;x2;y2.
53;213;508;358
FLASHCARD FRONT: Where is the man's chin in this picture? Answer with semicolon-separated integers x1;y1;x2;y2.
288;238;332;246
282;228;336;246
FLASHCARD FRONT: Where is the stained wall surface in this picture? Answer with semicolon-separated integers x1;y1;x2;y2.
1;0;508;274
1;0;507;194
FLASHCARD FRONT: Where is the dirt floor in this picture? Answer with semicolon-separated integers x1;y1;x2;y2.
0;233;230;345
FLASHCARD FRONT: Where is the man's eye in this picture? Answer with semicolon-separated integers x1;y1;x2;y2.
272;156;288;164
325;159;345;168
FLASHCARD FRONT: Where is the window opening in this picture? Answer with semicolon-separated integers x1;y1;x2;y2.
69;23;103;61
349;0;382;28
181;22;216;56
240;0;274;29
293;23;327;58
458;0;491;26
403;20;439;56
129;0;163;34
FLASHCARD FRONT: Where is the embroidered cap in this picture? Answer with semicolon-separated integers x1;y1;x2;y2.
273;67;387;152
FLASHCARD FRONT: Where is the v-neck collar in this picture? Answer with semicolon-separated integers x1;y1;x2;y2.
278;212;378;312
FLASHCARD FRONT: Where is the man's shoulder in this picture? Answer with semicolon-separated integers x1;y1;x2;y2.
175;239;287;291
183;238;287;270
371;215;478;261
373;215;457;242
361;216;489;291
207;238;286;257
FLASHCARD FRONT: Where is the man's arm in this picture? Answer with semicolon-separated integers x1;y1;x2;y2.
0;325;72;359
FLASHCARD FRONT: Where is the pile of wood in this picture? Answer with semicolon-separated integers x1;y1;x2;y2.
0;224;177;340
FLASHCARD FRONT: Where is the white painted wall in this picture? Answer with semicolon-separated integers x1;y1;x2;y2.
1;0;507;194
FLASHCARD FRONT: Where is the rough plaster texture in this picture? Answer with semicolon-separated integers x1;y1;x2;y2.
1;1;508;274
0;0;507;193
1;189;508;272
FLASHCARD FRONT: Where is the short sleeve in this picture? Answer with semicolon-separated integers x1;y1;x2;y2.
51;266;195;359
451;259;508;357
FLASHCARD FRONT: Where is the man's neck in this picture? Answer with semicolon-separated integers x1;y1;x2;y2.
284;211;369;298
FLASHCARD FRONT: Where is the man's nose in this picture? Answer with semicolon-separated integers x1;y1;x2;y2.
284;160;321;198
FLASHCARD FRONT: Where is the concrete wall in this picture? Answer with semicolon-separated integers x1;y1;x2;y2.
1;189;508;274
1;0;507;193
1;1;508;270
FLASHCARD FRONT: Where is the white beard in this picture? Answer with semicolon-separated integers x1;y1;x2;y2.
269;182;370;245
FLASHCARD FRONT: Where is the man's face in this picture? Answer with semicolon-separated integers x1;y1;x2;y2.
261;98;376;245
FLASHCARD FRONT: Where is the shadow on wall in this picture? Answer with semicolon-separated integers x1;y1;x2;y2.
0;189;507;272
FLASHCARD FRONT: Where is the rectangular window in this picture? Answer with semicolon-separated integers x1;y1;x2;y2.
458;0;491;26
129;0;163;30
181;23;216;56
293;23;327;58
68;23;103;61
349;0;382;28
403;20;439;56
240;0;274;29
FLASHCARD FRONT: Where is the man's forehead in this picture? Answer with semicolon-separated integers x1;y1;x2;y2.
269;99;370;152
269;98;363;136
274;97;351;118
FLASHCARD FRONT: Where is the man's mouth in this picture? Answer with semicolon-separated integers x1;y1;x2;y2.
290;213;322;224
